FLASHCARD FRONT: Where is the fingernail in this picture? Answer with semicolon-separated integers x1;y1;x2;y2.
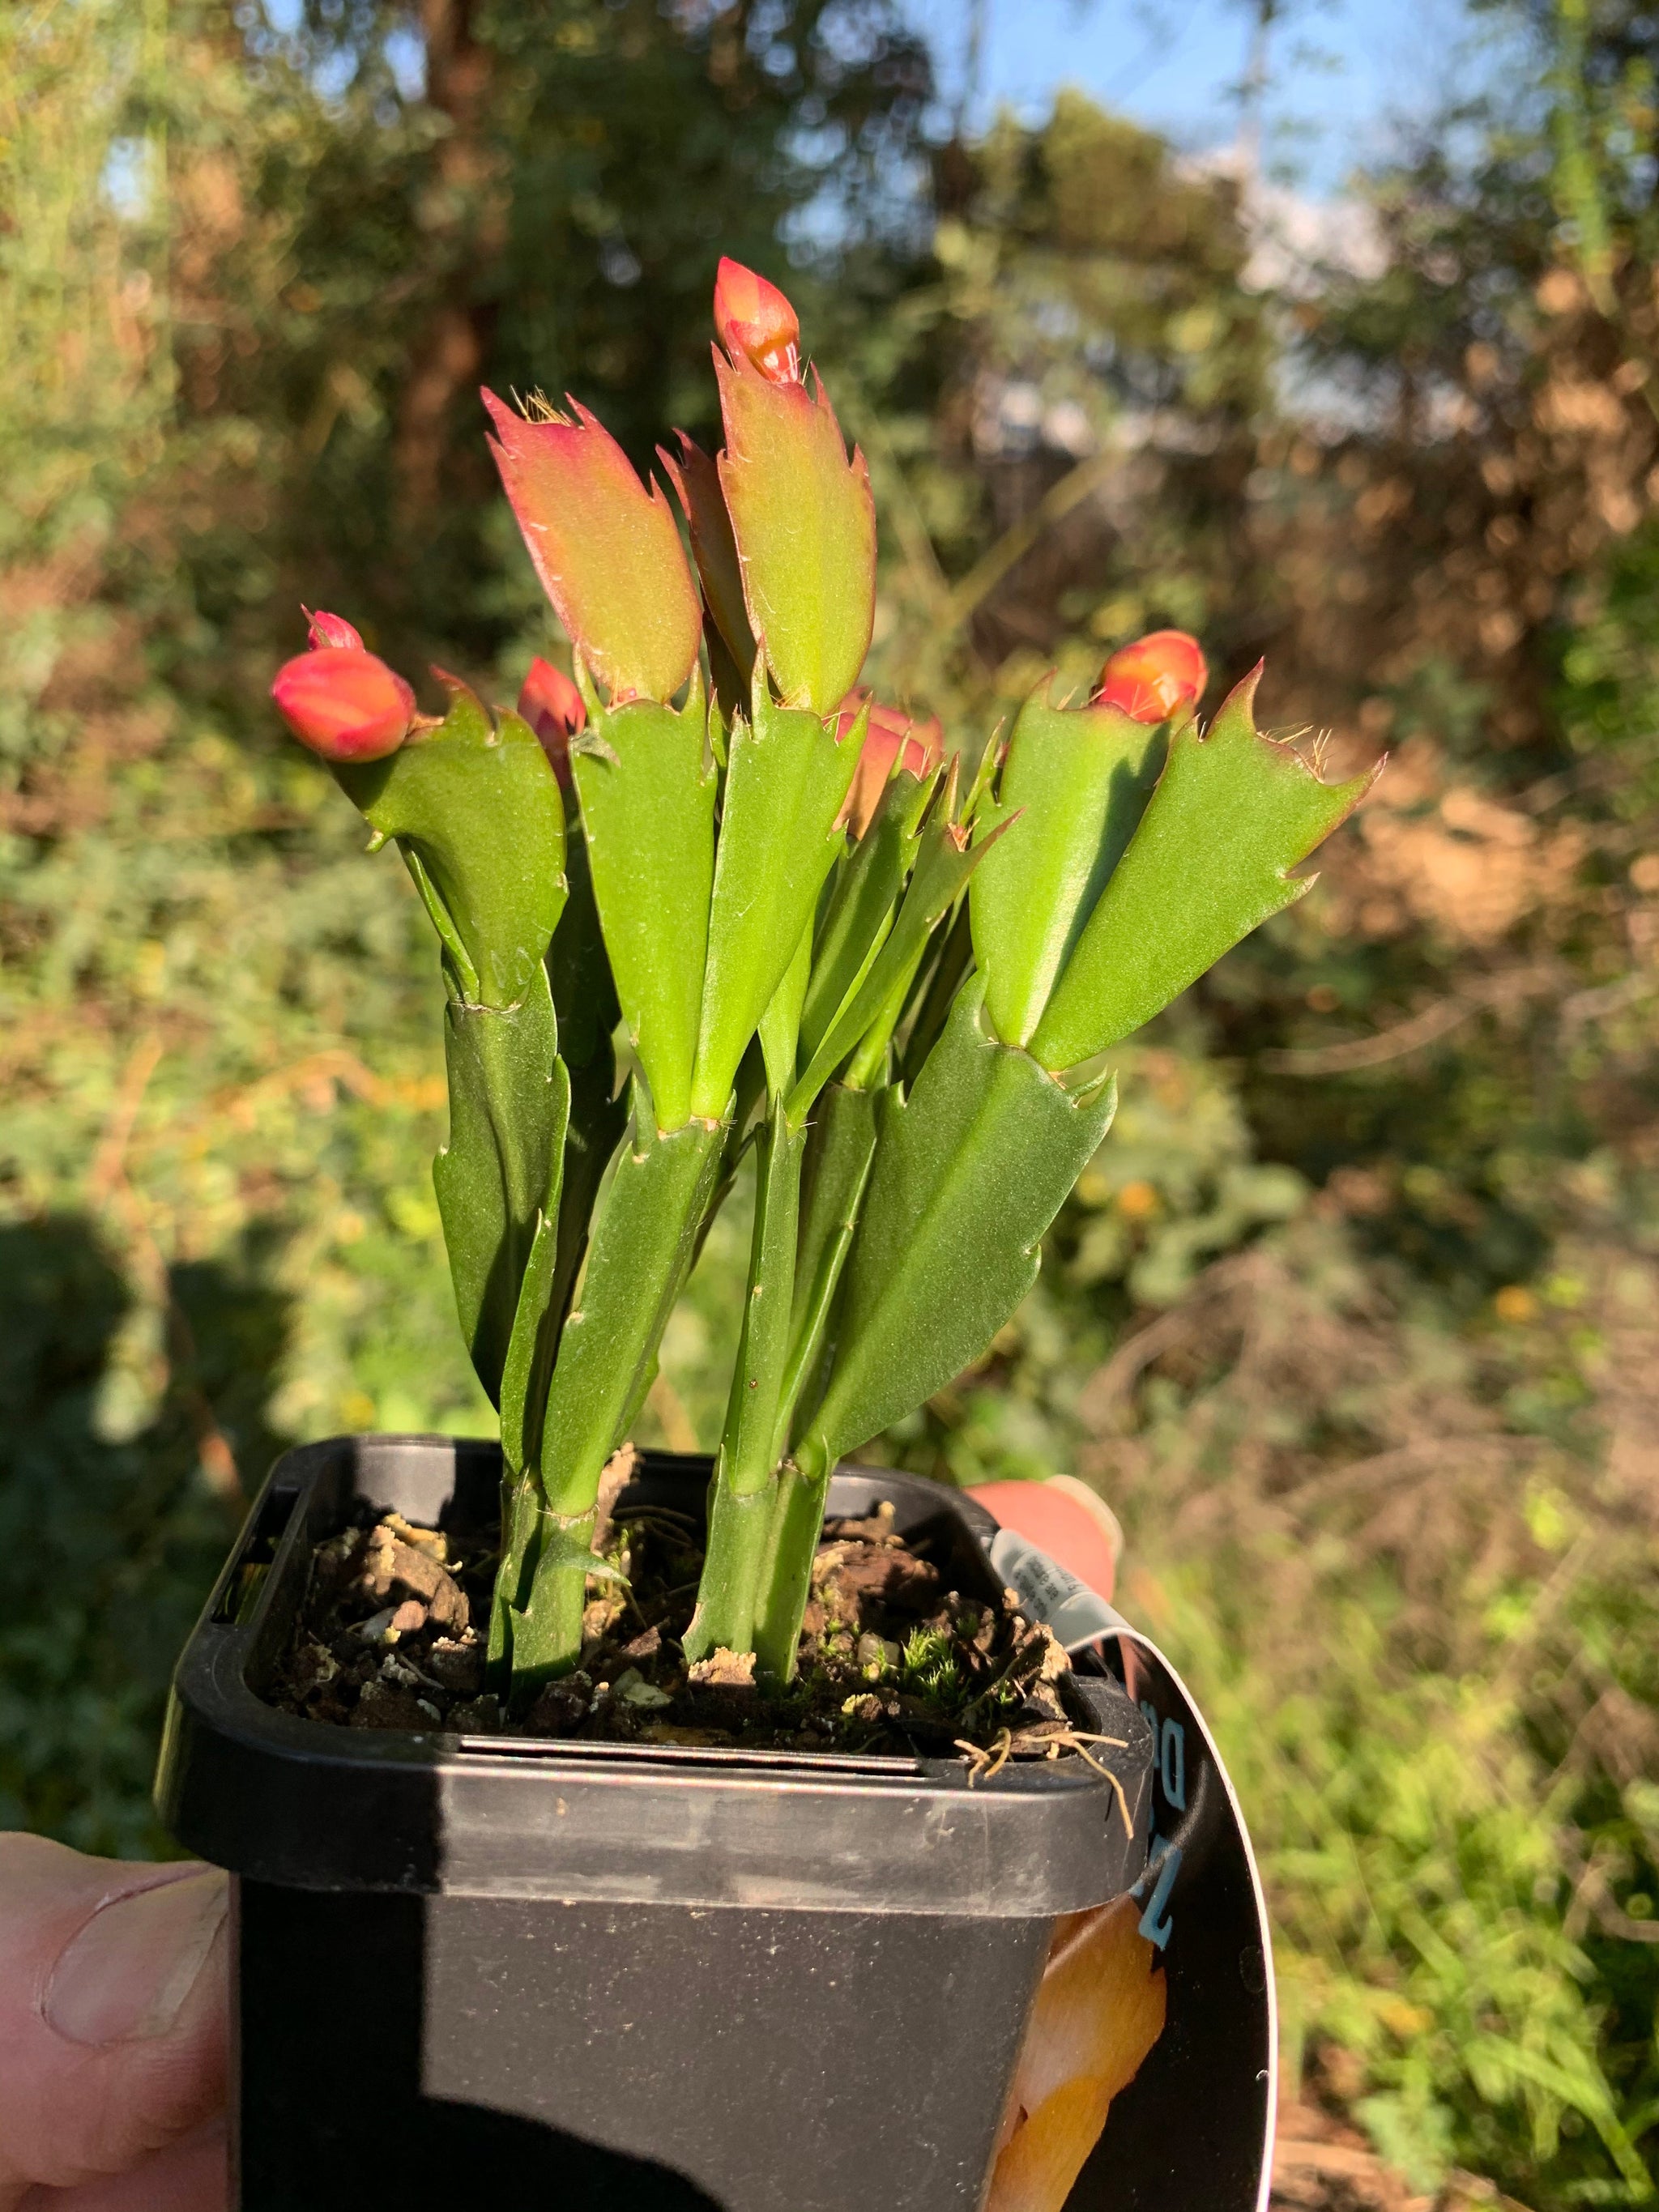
45;1871;228;2046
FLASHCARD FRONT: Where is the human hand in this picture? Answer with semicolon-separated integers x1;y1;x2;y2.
0;1480;1113;2212
0;1835;228;2211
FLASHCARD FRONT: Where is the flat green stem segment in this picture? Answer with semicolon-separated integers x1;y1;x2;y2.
518;1112;726;1681
774;1082;880;1465
685;1486;777;1666
661;433;756;680
715;353;876;716
970;688;1166;1048
787;776;1004;1125
539;1112;726;1514
548;816;618;1074
489;1473;546;1677
796;978;1118;1482
551;1050;626;1340
509;1511;608;1690
432;967;568;1409
748;1084;881;1683
337;684;575;1682
901;902;974;1085
841;932;927;1090
1030;670;1381;1072
752;1456;830;1684
758;927;810;1099
499;1205;565;1479
547;821;628;1336
336;686;566;1011
689;689;863;1120
573;694;715;1132
797;763;934;1066
684;1102;807;1661
488;1206;565;1676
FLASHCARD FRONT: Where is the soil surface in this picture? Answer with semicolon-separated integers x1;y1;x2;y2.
265;1459;1097;1759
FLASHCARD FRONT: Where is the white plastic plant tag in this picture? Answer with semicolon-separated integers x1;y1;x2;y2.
988;1524;1121;1652
981;1520;1277;2212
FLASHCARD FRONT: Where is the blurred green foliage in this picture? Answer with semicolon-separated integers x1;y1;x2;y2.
3;1;1659;2203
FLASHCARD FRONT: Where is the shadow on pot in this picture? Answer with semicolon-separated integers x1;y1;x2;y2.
237;1881;722;2208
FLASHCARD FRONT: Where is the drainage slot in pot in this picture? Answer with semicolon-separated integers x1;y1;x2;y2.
211;1484;302;1626
457;1734;923;1777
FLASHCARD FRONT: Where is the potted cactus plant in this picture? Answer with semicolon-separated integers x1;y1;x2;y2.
156;259;1377;2212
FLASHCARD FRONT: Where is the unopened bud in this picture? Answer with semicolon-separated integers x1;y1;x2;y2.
518;657;586;786
272;647;416;762
714;256;801;386
834;691;945;837
1093;629;1208;723
303;607;365;651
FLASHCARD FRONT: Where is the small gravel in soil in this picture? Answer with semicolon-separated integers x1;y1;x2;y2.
266;1479;1081;1759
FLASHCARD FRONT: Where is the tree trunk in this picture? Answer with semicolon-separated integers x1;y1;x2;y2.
394;0;501;518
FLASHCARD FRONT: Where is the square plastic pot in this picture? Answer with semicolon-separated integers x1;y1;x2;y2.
156;1434;1155;2212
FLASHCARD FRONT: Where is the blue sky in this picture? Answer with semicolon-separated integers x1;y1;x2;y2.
266;0;1529;205
904;0;1517;195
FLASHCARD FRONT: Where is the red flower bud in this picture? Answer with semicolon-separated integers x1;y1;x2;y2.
518;656;586;787
271;647;416;762
1093;629;1208;724
303;607;365;652
714;256;802;386
834;691;945;838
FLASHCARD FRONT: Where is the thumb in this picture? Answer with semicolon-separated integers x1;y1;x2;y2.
0;1834;228;2210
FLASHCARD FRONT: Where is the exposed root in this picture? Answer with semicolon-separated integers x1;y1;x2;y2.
957;1725;1013;1786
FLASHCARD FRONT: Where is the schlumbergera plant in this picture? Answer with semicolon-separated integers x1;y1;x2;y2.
272;259;1380;1706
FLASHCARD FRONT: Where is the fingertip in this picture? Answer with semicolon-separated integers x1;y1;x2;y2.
17;2118;228;2212
0;1839;229;2199
47;1871;229;2047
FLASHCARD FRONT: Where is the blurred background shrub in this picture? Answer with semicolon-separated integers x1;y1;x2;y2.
2;0;1657;2202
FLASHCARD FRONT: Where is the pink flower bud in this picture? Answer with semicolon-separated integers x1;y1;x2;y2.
518;656;586;787
271;647;416;762
1092;630;1208;724
834;690;945;838
714;257;802;386
303;607;365;651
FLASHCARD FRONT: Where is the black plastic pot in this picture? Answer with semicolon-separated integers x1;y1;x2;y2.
157;1434;1157;2212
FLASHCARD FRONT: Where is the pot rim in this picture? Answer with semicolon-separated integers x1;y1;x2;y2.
156;1432;1154;1916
